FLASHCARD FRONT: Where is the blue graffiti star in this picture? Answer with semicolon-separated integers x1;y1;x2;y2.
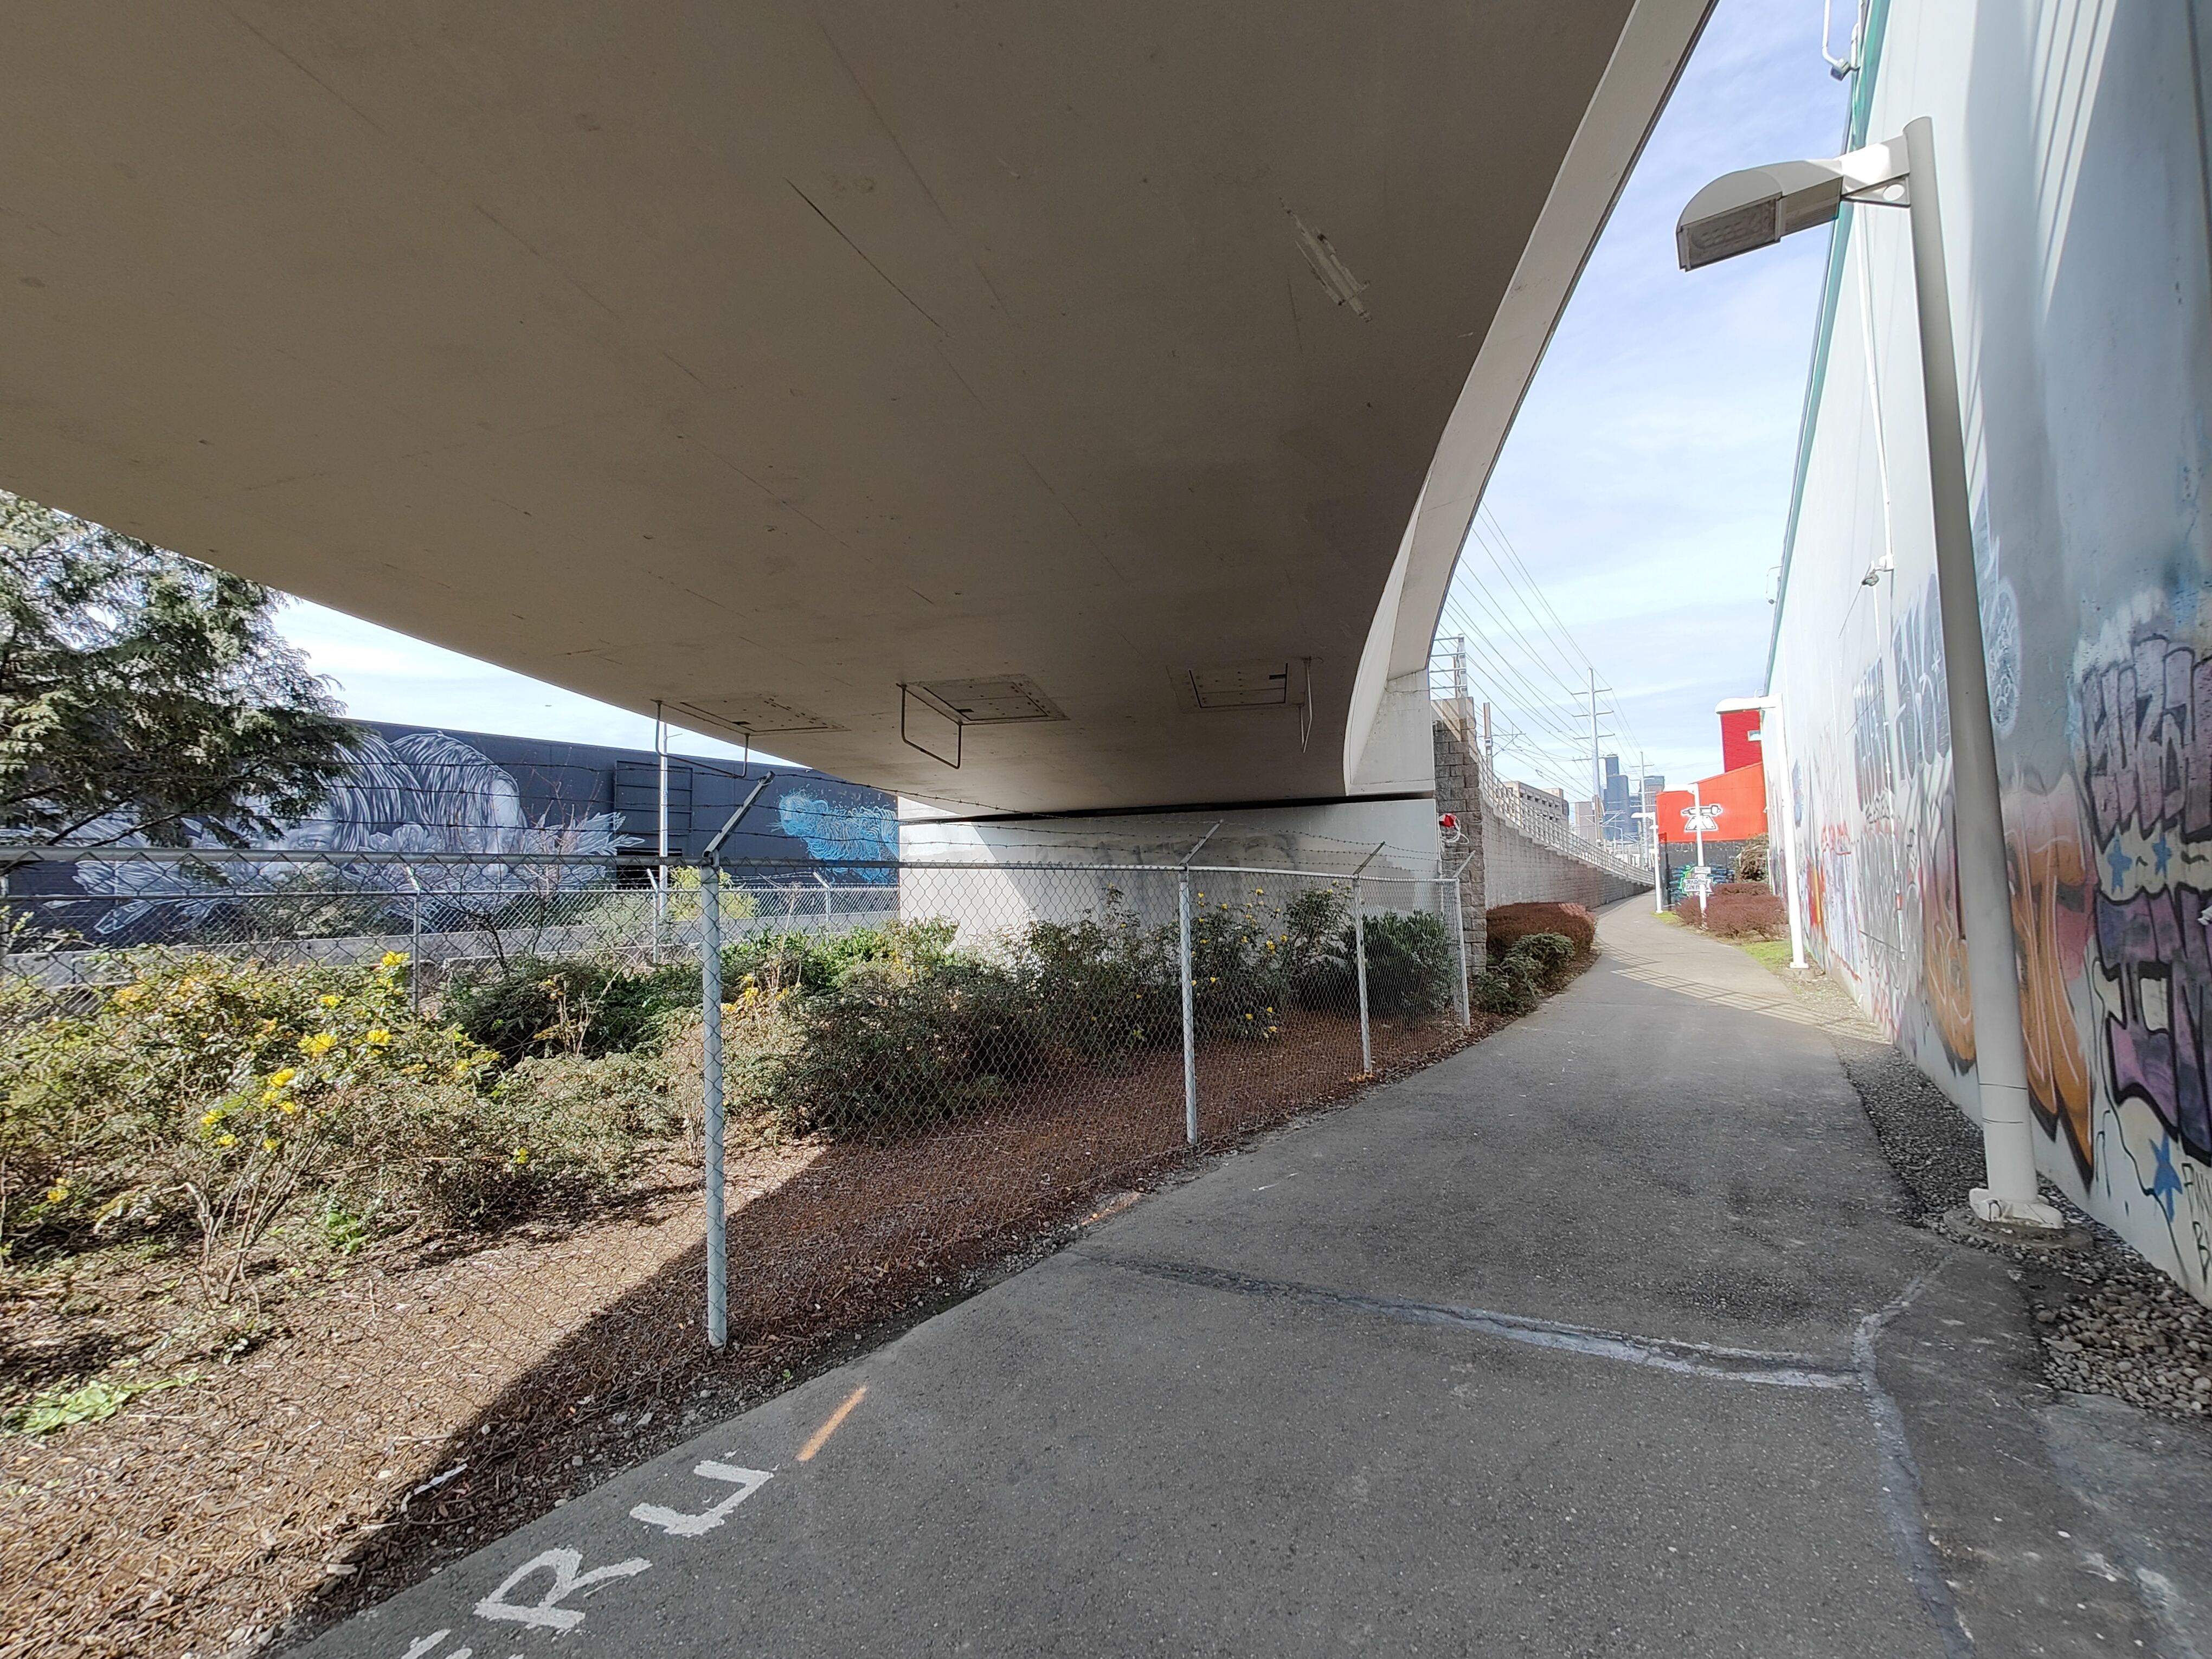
2153;1135;2184;1221
2153;834;2174;876
2107;842;2137;888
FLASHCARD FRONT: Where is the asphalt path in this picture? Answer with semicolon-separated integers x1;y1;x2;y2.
291;904;2179;1658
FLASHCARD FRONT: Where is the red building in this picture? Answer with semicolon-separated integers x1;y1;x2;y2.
1719;705;1764;774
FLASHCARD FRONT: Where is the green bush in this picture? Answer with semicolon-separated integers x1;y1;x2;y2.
445;956;697;1063
0;950;501;1281
721;919;956;1001
0;949;697;1288
1507;931;1575;984
1186;883;1295;1040
1016;889;1175;1063
1468;929;1574;1017
1469;964;1538;1016
767;956;1039;1137
423;1047;687;1219
1356;910;1455;1018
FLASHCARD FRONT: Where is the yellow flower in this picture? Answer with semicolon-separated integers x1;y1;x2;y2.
216;1134;237;1148
364;1028;391;1047
319;994;342;1009
512;1147;530;1165
200;1110;223;1128
380;951;408;969
261;1137;281;1152
451;1059;473;1078
269;1067;298;1088
113;985;145;1005
278;1099;300;1116
43;1181;69;1203
300;1031;337;1057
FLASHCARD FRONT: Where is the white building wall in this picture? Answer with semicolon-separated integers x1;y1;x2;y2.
1770;0;2212;1298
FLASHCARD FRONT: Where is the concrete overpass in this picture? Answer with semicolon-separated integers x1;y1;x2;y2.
0;2;1709;848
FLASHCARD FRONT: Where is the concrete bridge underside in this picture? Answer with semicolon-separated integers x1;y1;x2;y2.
0;1;1708;820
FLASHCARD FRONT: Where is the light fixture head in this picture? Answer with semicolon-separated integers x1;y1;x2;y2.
1676;138;1908;271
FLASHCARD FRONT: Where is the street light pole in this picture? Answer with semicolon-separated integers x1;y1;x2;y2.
1690;780;1706;884
1899;118;2053;1229
1679;118;2059;1231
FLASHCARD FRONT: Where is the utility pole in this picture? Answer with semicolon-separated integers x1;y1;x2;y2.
1585;670;1617;841
1482;702;1494;767
1589;670;1602;808
1452;638;1469;745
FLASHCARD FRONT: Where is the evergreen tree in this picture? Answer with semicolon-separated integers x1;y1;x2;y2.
0;490;351;846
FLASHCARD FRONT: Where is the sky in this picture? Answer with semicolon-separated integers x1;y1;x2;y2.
1443;0;1852;800
274;599;775;767
271;0;1850;790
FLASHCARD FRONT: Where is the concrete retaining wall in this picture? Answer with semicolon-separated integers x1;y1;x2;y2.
1481;812;1647;910
1432;720;1645;921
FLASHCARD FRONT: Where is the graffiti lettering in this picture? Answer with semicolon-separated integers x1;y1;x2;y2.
2078;635;2212;848
2093;883;2212;1162
1891;576;1950;779
2008;783;2094;1169
1853;658;1892;810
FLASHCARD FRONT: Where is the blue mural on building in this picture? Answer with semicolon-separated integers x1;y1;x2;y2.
15;722;898;935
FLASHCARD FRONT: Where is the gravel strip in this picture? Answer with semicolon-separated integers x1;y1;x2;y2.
1831;1031;2212;1420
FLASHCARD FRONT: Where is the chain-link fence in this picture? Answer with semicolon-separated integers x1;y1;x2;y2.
0;842;1475;1659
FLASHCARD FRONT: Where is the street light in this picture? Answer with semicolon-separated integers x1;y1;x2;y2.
1680;119;2061;1233
1632;809;1662;914
1716;696;1804;971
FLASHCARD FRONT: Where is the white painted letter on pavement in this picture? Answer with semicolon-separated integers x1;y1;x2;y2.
629;1462;774;1537
473;1548;651;1632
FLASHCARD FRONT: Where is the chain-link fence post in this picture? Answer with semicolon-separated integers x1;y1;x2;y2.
1352;879;1371;1074
1449;873;1471;1029
700;856;728;1349
405;864;423;1015
1178;873;1198;1146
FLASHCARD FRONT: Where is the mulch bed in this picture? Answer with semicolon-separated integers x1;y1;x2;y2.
1;1006;1495;1659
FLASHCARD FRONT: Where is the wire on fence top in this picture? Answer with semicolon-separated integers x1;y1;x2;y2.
1;847;1454;882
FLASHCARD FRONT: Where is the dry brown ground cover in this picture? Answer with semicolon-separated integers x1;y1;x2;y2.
2;1006;1492;1659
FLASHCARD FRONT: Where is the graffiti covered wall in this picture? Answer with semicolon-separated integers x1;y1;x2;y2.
1769;0;2212;1299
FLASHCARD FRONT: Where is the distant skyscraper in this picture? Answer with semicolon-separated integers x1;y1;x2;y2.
1600;753;1636;841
